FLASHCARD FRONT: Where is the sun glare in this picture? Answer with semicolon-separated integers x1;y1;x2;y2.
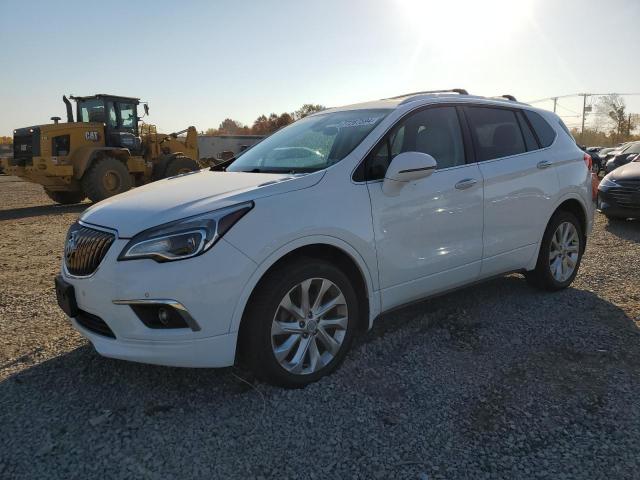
394;0;534;50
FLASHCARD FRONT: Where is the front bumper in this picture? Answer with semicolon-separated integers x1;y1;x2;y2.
62;235;257;368
73;319;239;368
597;190;640;219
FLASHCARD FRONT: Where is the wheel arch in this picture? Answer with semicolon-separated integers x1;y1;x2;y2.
230;237;380;337
526;194;590;271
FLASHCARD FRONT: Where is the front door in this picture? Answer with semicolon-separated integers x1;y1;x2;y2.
365;106;484;311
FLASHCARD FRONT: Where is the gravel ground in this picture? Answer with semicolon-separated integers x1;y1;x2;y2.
1;175;639;479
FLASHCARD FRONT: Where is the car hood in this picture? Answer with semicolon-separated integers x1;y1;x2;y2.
80;169;324;237
609;161;640;181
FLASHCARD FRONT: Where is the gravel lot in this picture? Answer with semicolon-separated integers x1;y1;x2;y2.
1;175;639;479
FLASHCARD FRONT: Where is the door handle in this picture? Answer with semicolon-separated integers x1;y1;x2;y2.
455;178;478;190
537;160;553;169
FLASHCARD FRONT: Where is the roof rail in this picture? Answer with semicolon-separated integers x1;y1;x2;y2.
496;94;518;101
386;88;469;100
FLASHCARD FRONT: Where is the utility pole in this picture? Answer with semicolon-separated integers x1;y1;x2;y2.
580;93;589;141
552;97;558;113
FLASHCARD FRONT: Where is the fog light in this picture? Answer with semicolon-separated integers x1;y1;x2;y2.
158;307;170;326
130;304;189;329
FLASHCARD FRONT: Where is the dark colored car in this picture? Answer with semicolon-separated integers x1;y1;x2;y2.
605;141;640;173
598;157;640;219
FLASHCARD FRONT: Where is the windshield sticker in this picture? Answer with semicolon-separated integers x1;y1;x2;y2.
328;117;381;129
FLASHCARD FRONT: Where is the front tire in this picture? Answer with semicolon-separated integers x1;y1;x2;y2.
525;210;584;291
81;157;132;202
240;258;358;388
44;189;85;205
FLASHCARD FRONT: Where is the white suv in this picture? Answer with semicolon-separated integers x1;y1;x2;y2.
55;89;595;387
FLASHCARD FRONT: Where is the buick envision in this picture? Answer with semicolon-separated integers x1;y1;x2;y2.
56;90;595;387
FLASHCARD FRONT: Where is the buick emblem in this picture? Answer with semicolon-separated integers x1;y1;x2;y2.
65;231;79;261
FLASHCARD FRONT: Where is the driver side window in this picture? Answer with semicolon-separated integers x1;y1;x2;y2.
364;106;465;180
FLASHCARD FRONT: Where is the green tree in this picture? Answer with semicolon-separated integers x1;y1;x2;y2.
294;103;326;119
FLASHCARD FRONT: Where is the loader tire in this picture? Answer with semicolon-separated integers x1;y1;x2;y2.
163;156;199;178
81;157;132;203
44;189;86;205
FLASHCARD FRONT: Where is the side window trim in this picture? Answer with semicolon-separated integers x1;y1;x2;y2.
516;109;541;149
455;106;476;164
356;103;468;182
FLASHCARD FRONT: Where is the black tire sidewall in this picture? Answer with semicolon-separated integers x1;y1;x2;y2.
82;157;132;202
243;258;359;387
44;189;85;204
536;211;584;290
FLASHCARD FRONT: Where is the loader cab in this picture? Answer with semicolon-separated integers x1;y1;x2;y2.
72;94;142;153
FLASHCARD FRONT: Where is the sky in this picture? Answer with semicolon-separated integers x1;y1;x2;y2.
1;0;639;136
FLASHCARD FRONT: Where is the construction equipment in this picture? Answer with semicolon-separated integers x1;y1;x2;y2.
1;94;200;204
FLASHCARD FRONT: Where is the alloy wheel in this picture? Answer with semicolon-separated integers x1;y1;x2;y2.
271;278;348;375
548;221;580;282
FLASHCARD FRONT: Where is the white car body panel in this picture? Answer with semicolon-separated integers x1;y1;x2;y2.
366;163;484;310
59;93;595;369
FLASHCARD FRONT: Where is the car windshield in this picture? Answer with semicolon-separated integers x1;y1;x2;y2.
226;109;390;173
624;142;640;154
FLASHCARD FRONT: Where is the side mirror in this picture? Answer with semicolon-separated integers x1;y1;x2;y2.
382;151;437;195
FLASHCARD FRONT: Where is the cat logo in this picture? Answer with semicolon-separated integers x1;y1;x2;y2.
85;131;99;142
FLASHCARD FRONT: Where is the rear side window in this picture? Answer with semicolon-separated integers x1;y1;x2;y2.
465;107;526;161
524;110;557;147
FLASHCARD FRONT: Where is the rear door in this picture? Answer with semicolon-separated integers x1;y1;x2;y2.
463;105;559;276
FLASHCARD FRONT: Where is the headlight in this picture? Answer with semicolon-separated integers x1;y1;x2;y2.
118;202;253;262
599;176;618;189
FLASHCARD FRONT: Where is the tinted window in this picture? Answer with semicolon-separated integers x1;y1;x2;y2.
516;111;538;151
524;110;557;147
364;106;465;180
466;107;526;161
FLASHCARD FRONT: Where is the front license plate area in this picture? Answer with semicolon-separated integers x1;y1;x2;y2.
55;275;79;317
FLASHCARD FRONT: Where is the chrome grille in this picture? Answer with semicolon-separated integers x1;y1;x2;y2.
64;223;115;276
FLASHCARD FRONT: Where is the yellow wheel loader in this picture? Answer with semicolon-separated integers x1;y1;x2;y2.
2;94;200;204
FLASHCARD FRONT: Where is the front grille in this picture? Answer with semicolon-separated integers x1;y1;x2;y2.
75;310;116;338
64;223;115;276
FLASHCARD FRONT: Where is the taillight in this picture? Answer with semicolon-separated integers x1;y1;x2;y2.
591;173;598;201
583;153;592;171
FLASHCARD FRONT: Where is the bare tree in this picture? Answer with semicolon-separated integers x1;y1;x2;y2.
595;94;637;141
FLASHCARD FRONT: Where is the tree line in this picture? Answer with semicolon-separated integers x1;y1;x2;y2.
204;104;325;136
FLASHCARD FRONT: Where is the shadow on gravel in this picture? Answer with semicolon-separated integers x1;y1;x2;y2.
1;275;639;478
0;203;89;221
603;216;640;242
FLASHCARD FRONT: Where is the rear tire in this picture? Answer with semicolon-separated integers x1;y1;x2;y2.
163;156;199;178
240;257;358;388
44;189;85;205
525;210;584;291
81;157;132;202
